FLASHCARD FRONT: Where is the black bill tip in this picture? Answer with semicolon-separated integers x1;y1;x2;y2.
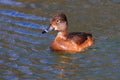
42;30;47;34
42;24;54;34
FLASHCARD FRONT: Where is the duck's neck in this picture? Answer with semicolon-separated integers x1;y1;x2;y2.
57;30;68;40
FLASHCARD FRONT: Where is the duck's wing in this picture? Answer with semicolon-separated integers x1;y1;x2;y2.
67;32;92;44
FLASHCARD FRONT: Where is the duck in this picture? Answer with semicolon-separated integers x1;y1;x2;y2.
42;13;94;53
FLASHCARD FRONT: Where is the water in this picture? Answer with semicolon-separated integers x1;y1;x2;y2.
0;0;120;80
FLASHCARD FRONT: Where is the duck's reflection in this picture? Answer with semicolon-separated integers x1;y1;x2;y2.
49;52;80;79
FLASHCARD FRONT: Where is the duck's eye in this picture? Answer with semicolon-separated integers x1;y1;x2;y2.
56;20;60;23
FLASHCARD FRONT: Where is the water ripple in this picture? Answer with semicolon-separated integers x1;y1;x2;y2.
3;76;19;80
111;0;120;3
0;16;46;30
18;66;32;75
0;9;50;21
0;0;24;7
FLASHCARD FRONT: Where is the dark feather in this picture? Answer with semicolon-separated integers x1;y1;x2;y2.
67;32;92;44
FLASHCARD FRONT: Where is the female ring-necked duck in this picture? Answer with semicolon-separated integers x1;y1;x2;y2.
42;13;94;53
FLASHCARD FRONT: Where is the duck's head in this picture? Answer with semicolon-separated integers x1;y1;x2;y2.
42;13;68;34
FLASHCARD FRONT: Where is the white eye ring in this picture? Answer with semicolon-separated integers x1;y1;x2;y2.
56;20;60;23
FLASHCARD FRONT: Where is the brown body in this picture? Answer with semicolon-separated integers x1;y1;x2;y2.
42;13;94;53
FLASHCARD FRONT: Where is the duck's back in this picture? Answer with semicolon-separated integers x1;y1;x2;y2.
67;32;92;45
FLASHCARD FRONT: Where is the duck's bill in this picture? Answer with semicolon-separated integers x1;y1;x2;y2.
42;24;54;34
